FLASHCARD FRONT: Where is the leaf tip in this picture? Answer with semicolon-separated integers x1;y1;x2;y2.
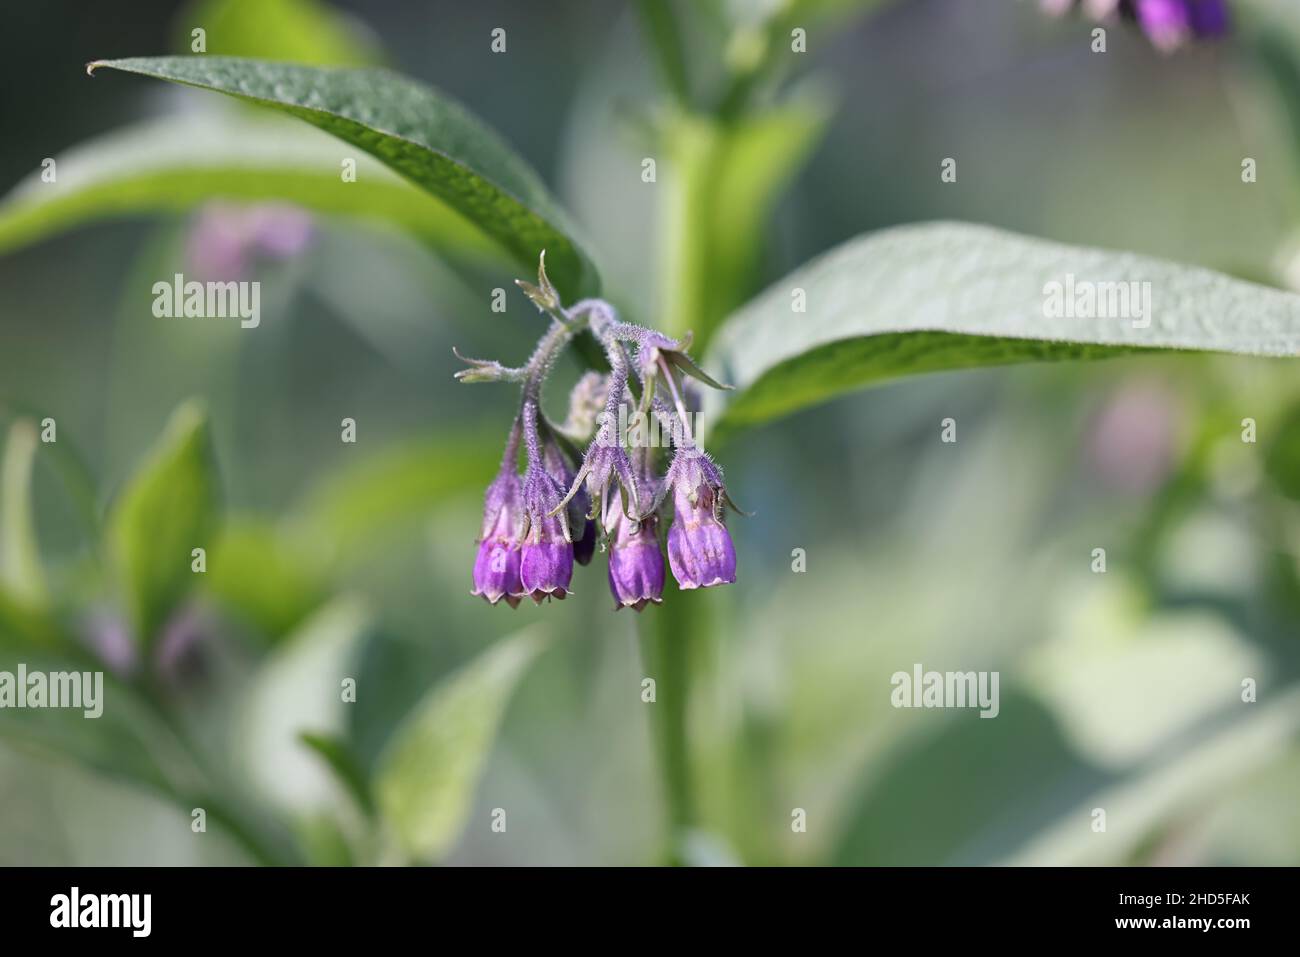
85;60;106;77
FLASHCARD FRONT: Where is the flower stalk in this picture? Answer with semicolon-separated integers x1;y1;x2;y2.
456;252;740;614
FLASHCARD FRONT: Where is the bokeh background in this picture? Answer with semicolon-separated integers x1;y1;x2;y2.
2;0;1300;865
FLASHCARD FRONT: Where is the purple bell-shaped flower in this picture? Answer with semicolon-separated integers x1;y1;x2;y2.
664;450;736;590
606;494;665;611
520;464;574;603
471;470;525;608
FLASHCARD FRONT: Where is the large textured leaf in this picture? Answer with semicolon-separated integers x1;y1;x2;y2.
84;56;599;296
107;401;220;646
702;222;1300;439
0;112;500;265
374;627;546;862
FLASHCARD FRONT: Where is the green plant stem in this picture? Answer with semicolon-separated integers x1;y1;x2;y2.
715;10;791;121
657;114;717;341
638;591;695;861
643;59;720;872
521;313;587;409
634;0;691;107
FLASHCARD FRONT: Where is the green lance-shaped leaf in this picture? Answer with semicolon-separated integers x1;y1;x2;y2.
299;731;376;819
0;112;503;268
701;221;1300;441
374;627;547;862
0;420;47;609
107;400;220;646
238;597;370;814
84;56;600;297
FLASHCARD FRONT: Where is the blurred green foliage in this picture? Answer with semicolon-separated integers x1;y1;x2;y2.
1;0;1300;867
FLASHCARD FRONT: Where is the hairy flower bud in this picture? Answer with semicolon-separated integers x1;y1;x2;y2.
635;330;732;393
556;439;639;535
472;471;524;608
559;371;608;443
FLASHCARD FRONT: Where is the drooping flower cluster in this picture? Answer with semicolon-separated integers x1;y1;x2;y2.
1041;0;1231;51
459;254;740;610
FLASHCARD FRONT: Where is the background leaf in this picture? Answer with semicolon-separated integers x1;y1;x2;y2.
107;400;220;646
290;433;497;568
717;0;894;118
658;89;832;344
0;660;176;793
177;0;382;66
0;112;502;269
238;597;370;814
374;626;546;862
85;56;600;297
702;221;1300;439
207;516;326;641
1000;688;1300;866
299;731;375;819
0;586;58;646
0;421;46;608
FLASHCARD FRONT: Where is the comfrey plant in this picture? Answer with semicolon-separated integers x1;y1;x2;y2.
460;255;739;611
1042;0;1231;50
6;0;1300;870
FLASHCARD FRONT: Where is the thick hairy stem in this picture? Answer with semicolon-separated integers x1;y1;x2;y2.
520;316;584;411
521;400;543;470
597;343;629;442
499;419;522;472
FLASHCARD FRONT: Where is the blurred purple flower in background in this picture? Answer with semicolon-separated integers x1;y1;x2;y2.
154;606;213;688
1084;381;1183;494
82;603;213;688
83;611;137;677
186;203;315;282
1042;0;1231;51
